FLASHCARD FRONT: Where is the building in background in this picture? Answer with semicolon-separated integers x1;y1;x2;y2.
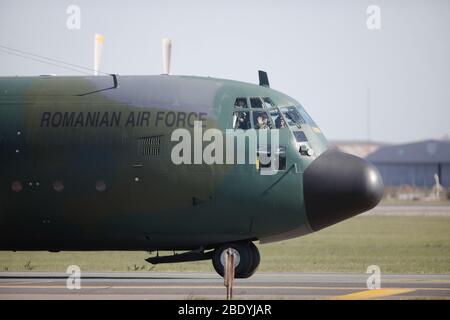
332;140;385;158
366;140;450;187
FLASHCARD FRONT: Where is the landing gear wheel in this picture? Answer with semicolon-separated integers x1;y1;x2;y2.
212;242;260;279
245;242;260;278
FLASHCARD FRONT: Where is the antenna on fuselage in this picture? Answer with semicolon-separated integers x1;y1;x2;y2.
94;33;104;76
258;70;270;87
162;38;172;75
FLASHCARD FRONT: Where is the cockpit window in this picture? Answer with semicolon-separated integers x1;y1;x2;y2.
234;98;248;108
270;109;286;128
250;97;263;109
280;106;306;127
293;131;308;142
296;105;318;127
252;111;273;129
232;97;292;130
232;111;251;130
262;97;276;108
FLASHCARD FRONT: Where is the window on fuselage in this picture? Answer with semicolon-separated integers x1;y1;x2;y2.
293;131;308;142
250;97;263;109
252;111;273;130
269;109;286;128
234;97;248;108
262;97;276;108
280;106;306;127
233;111;251;130
232;97;282;130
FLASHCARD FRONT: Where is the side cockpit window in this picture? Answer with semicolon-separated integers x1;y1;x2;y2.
233;111;251;130
234;98;248;108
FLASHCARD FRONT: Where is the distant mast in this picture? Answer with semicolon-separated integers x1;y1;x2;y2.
162;38;172;75
94;33;104;76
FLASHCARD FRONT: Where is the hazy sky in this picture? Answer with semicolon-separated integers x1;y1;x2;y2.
1;0;449;143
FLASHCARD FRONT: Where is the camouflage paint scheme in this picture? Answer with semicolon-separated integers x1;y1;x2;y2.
0;75;329;251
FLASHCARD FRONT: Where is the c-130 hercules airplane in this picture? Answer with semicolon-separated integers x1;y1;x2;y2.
0;38;383;278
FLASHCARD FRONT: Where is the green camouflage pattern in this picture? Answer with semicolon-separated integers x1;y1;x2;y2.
0;75;329;251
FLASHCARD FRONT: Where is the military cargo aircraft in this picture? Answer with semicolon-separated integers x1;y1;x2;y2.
0;40;383;278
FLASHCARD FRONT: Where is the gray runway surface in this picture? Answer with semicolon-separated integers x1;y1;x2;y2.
0;272;449;299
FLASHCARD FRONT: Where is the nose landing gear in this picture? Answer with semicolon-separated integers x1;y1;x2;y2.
212;241;260;278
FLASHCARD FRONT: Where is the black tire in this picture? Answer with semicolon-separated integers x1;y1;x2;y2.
244;242;260;278
212;242;254;278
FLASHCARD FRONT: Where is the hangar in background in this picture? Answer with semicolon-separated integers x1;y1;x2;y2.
366;140;450;187
332;140;385;158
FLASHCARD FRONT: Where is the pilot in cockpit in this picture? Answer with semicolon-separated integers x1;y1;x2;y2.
275;115;286;128
236;112;250;129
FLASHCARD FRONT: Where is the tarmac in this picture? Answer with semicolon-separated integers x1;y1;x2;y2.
0;272;449;299
1;205;449;300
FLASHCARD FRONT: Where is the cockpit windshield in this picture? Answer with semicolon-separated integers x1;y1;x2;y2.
280;105;317;128
296;105;318;127
280;106;305;126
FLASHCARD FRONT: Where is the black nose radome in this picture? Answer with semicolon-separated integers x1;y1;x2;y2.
303;149;384;231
